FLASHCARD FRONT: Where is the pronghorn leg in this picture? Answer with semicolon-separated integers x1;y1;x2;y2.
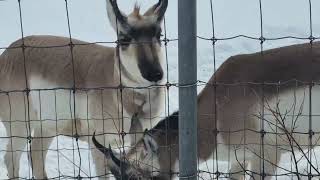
3;118;29;179
2;93;32;179
30;129;54;179
4;125;27;179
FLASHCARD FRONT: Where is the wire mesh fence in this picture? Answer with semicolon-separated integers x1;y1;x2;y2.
0;0;319;180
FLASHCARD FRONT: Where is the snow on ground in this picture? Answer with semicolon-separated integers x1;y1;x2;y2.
0;0;320;179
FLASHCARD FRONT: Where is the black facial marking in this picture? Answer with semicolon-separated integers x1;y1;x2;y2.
118;25;162;49
136;40;163;82
128;25;162;41
137;55;163;82
119;32;132;48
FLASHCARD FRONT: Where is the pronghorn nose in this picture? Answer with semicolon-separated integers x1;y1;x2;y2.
147;71;163;82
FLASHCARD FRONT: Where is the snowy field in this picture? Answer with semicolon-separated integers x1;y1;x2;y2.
0;0;320;179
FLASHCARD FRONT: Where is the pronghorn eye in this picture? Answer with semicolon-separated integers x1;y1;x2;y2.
119;36;132;46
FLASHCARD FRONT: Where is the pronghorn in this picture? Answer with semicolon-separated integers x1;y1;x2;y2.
0;0;168;179
93;41;320;179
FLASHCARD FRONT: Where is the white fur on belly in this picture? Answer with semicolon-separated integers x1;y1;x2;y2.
264;86;320;132
251;85;320;146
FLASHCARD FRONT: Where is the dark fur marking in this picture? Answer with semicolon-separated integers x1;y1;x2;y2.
150;111;179;134
136;42;163;82
128;26;161;40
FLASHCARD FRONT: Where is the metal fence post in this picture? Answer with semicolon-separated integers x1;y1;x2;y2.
178;0;197;179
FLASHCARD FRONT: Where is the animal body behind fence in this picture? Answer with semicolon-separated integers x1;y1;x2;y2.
94;41;320;179
0;0;168;179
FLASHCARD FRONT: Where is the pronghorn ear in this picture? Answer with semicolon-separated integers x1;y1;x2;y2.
106;0;130;33
143;4;158;16
144;0;168;22
143;134;159;154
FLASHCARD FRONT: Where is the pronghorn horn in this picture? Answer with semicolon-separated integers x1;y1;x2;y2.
92;132;121;167
144;0;168;22
155;0;168;22
108;0;130;30
144;1;160;16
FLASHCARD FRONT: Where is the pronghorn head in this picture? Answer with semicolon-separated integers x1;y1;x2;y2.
92;132;161;180
106;0;168;84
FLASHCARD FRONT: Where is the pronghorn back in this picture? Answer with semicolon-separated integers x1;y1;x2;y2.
0;35;116;90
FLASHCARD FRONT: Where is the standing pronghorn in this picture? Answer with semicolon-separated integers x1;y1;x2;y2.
0;0;168;179
93;41;320;180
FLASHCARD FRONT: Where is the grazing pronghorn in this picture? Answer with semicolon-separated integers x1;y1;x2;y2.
0;0;168;179
93;41;320;179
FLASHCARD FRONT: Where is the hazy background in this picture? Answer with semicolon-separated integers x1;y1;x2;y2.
0;0;319;179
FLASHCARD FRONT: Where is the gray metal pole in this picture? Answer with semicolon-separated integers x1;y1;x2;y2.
178;0;197;179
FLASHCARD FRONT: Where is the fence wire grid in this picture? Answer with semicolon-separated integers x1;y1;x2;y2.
0;0;319;180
